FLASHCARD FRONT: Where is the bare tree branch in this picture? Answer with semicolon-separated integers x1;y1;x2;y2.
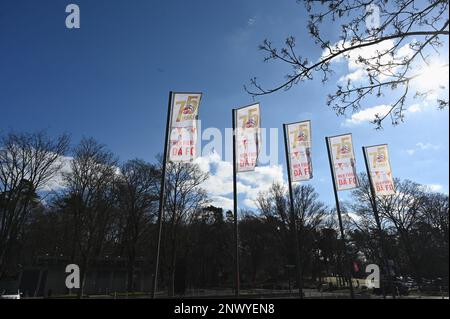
245;0;449;127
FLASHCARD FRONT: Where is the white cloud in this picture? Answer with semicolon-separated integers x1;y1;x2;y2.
324;40;414;83
406;142;441;155
343;100;440;126
346;212;362;223
209;196;234;212
41;156;73;192
426;184;444;192
396;42;415;58
41;151;284;211
243;198;258;210
407;103;426;113
195;152;234;196
339;68;366;82
406;98;448;116
323;39;447;127
196;151;285;210
411;62;449;101
420;184;448;194
416;142;441;151
324;39;448;112
247;17;256;26
343;104;391;126
42;155;125;193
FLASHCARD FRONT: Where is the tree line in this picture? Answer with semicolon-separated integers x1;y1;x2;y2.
0;131;448;296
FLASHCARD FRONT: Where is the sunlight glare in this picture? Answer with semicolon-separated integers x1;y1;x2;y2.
414;63;449;92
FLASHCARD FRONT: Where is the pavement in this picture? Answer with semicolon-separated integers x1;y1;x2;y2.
18;288;448;299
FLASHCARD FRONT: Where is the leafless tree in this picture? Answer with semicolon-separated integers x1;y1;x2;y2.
350;175;449;285
161;161;209;296
257;183;290;227
245;0;449;127
377;180;424;234
293;184;328;233
115;159;159;292
348;173;399;293
60;137;118;297
256;183;327;292
257;183;327;248
0;131;69;279
293;184;328;290
418;191;449;253
370;178;425;283
348;173;389;245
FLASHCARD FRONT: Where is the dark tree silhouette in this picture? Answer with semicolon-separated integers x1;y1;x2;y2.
0;131;69;279
161;161;209;296
60;137;118;297
115;159;160;292
1;131;448;297
245;0;449;127
349;175;448;288
256;183;328;293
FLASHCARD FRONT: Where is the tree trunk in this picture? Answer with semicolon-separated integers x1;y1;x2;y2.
77;256;89;299
127;250;136;292
168;240;177;297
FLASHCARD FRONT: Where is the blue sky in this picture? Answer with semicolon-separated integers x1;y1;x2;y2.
1;0;448;209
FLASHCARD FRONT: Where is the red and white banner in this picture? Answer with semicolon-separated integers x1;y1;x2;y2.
235;103;260;172
286;121;313;182
328;134;359;191
168;92;202;162
364;144;395;196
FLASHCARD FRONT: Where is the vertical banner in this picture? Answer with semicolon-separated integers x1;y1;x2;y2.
235;103;261;172
327;134;359;191
364;144;395;196
168;92;202;162
286;121;313;182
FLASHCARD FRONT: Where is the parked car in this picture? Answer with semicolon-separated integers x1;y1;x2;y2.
0;289;22;299
403;277;419;290
420;278;449;293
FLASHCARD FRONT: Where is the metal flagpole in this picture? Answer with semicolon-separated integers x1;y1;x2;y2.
325;137;355;299
152;91;173;298
283;124;304;299
362;146;396;299
232;108;240;297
